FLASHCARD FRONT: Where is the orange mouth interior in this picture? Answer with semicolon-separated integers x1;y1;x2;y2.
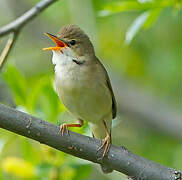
43;33;67;51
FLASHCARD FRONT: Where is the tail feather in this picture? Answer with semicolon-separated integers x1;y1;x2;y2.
89;118;112;140
89;115;113;173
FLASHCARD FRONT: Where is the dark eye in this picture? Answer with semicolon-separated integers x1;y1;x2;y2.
70;40;76;46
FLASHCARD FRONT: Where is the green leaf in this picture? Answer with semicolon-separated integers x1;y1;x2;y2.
125;8;162;44
36;163;52;178
143;8;162;29
25;76;47;113
0;140;5;154
39;84;60;121
3;66;27;106
72;164;92;180
103;1;151;13
125;11;150;45
34;78;65;122
20;137;38;164
97;10;116;17
137;0;153;3
101;1;172;14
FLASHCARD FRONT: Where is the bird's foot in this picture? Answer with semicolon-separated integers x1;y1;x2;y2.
59;123;69;136
98;133;111;158
59;120;84;136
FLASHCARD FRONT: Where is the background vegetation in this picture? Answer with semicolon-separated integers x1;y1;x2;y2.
0;0;182;179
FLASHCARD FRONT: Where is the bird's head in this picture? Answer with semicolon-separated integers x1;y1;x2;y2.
43;24;95;59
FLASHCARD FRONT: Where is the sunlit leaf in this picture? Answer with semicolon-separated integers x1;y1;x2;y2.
100;1;172;15
125;11;150;45
0;140;5;154
137;0;153;3
60;166;76;180
97;10;116;17
2;157;36;178
143;8;162;29
125;8;162;44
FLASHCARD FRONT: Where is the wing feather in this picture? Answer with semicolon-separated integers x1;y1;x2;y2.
96;58;117;119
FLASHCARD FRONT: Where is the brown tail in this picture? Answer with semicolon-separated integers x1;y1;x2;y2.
90;118;113;174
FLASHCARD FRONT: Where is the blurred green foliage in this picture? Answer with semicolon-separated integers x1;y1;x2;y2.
0;65;91;180
1;0;182;179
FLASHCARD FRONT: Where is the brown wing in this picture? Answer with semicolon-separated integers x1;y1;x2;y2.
106;75;117;119
96;58;117;119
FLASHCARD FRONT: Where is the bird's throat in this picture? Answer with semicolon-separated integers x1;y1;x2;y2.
52;47;84;67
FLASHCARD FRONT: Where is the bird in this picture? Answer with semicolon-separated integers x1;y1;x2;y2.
43;24;117;173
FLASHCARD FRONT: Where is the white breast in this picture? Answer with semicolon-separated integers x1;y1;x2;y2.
51;49;112;123
52;48;74;74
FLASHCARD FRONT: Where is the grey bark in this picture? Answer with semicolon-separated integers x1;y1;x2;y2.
0;103;181;180
1;0;182;141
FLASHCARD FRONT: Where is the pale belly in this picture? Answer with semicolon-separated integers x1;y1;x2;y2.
54;65;112;123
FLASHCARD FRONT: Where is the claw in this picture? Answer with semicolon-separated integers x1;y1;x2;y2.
98;133;111;158
59;120;84;136
59;123;69;136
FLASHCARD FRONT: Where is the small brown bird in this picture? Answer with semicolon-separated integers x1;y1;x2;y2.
43;25;117;173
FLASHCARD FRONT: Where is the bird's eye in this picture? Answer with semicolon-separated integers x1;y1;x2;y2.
70;40;76;46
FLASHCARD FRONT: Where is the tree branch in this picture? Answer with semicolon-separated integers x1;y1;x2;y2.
0;0;57;37
0;1;182;178
0;0;182;142
0;31;19;69
0;0;57;69
0;103;181;180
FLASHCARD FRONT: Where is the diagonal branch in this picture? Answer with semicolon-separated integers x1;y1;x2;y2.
0;103;181;180
0;0;182;143
0;31;19;69
0;0;57;37
0;0;58;69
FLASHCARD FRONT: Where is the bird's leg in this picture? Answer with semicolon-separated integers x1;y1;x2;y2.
98;120;111;157
60;119;83;136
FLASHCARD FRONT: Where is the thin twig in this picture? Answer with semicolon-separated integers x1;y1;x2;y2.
0;103;181;179
0;31;19;70
0;0;57;37
0;0;57;69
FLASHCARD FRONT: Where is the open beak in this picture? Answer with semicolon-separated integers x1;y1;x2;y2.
43;33;67;51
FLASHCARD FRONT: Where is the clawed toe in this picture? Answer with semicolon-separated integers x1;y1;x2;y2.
98;134;111;158
59;123;69;136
